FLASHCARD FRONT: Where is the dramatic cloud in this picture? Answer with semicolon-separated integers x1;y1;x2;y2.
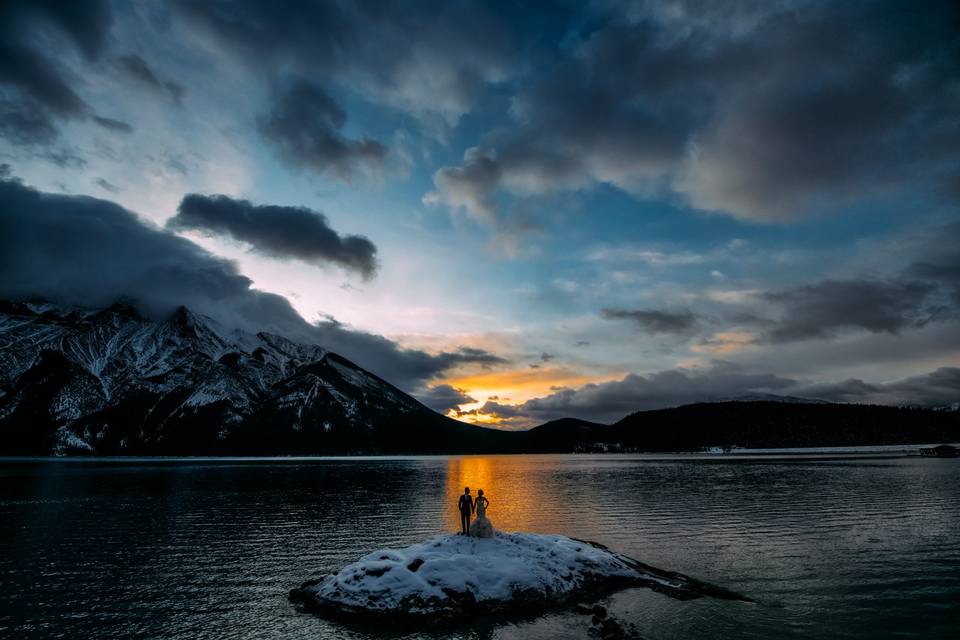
791;367;960;408
172;0;511;129
169;193;378;278
0;44;87;118
0;176;502;391
258;82;387;181
428;1;960;227
424;147;502;226
93;116;133;134
906;222;960;304
760;279;940;343
602;308;699;335
0;98;58;145
0;1;113;145
2;0;112;61
416;384;477;413
116;54;185;105
430;347;509;370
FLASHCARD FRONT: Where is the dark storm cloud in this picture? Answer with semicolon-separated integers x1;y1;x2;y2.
602;308;699;334
0;1;113;108
457;399;527;424
0;97;59;145
431;347;509;370
0;1;113;147
906;222;960;305
790;367;960;408
0;176;505;391
116;54;185;105
760;279;941;343
428;0;960;225
0;44;88;118
93;116;133;134
698;224;960;346
169;193;378;278
3;0;112;61
171;0;510;128
258;82;387;181
416;384;477;413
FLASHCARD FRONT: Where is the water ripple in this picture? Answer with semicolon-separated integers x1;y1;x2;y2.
0;455;957;639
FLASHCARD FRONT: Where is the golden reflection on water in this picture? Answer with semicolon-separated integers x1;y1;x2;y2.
444;455;562;533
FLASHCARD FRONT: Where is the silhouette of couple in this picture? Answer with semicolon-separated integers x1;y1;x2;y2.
457;487;494;538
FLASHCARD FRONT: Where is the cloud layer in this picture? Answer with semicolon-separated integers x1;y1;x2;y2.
171;0;511;129
0;176;500;391
760;279;940;342
258;82;387;181
466;363;960;427
428;1;960;228
0;0;112;145
169;193;378;278
416;384;477;414
602;308;699;335
116;54;184;105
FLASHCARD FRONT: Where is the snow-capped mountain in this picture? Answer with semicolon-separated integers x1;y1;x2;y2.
0;300;494;455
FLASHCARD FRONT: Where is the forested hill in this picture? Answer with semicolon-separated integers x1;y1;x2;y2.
524;401;960;452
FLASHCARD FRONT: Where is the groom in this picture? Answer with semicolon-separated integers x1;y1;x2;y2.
457;487;474;535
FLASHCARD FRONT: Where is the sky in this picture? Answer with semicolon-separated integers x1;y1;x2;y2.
1;0;958;428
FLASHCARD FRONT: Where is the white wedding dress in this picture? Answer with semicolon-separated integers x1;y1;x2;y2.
469;498;495;538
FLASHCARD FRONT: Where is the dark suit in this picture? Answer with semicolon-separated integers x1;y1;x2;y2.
458;494;474;534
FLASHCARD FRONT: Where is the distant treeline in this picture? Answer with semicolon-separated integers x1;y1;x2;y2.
518;402;960;452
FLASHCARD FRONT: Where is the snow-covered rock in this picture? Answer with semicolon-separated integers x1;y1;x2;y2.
290;532;750;623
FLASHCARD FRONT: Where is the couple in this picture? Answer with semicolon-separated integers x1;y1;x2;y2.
457;487;495;538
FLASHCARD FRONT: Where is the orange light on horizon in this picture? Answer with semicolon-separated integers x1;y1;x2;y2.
443;367;614;404
448;409;502;425
438;366;624;428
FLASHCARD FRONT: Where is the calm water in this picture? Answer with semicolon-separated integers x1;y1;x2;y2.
0;455;957;639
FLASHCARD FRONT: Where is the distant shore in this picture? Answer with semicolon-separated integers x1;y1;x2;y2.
2;444;959;461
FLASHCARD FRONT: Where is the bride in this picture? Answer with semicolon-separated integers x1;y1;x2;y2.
469;489;495;538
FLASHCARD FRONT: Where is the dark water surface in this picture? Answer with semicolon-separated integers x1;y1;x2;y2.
1;455;957;639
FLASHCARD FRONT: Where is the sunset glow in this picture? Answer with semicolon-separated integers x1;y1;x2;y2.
0;0;956;430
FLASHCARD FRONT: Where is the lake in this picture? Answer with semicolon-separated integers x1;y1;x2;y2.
1;455;957;639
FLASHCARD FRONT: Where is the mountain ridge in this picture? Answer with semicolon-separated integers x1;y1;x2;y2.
0;299;510;455
1;300;957;455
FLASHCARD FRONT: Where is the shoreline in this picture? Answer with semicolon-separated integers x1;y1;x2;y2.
1;443;958;462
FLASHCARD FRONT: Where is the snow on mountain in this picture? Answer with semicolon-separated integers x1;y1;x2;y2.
0;300;451;455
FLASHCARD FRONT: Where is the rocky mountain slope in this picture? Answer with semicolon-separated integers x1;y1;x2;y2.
0;300;507;455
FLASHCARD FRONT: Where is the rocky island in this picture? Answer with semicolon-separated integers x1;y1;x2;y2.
290;532;751;625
